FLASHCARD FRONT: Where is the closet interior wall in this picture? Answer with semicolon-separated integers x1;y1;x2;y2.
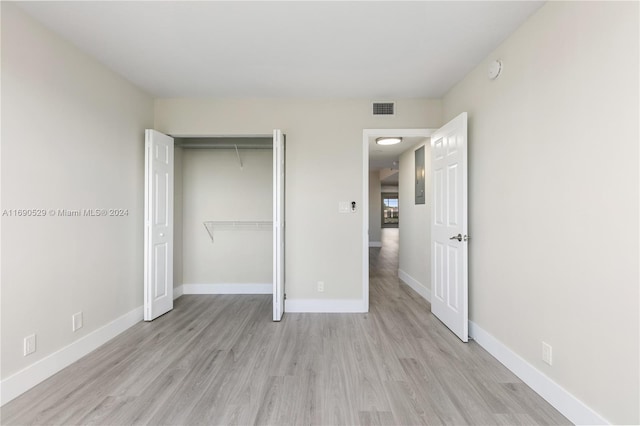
173;137;273;293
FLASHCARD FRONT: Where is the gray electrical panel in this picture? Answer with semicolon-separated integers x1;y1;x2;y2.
415;146;425;204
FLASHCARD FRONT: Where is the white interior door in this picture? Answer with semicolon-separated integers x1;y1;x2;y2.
273;129;285;321
144;129;174;321
430;112;468;342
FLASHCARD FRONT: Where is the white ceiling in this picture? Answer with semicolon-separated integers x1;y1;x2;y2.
369;136;426;170
369;136;427;181
16;1;544;99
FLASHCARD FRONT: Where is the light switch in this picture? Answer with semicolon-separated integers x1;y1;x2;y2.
338;202;350;213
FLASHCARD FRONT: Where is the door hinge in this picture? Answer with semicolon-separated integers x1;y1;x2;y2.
284;293;287;300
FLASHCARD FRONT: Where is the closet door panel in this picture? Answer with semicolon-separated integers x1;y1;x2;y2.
273;129;285;321
144;129;174;321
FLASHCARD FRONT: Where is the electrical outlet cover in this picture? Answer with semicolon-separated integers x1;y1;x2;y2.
73;312;83;332
24;334;36;356
542;342;553;365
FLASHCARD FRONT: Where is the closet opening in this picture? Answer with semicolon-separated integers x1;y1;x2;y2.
144;131;286;323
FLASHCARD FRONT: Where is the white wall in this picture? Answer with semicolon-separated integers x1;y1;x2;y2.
155;99;442;301
398;141;430;298
181;148;272;286
1;2;153;379
368;171;382;244
443;2;639;423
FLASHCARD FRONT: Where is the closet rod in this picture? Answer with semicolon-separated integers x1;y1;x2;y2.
175;143;272;149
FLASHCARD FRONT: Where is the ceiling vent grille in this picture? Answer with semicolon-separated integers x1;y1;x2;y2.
372;102;395;116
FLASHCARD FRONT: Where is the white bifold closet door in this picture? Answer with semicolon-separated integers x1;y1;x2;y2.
144;129;286;322
430;113;469;342
272;129;286;321
144;129;174;321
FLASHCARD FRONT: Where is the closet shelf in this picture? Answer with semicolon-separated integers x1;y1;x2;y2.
203;221;272;242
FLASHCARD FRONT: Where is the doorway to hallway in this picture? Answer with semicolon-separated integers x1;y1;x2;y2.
368;228;399;305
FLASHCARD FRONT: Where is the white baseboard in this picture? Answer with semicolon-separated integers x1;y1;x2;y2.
285;298;368;313
398;269;431;302
0;306;143;407
182;283;272;294
369;241;382;247
173;284;184;299
469;321;609;425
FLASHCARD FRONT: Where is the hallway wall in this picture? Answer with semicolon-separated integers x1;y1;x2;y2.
397;140;431;299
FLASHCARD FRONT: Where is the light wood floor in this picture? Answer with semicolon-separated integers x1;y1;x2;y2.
1;229;569;425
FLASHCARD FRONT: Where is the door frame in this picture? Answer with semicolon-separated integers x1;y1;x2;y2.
361;128;434;310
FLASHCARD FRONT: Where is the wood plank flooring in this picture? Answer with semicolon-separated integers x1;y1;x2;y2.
1;229;570;425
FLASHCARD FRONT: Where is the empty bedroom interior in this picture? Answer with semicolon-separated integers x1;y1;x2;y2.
1;1;639;425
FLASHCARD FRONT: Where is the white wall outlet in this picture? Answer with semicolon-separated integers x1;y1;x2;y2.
24;334;36;356
542;341;553;365
338;202;350;213
72;311;83;332
317;281;325;292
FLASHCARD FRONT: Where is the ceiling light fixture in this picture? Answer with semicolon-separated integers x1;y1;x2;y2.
376;137;402;146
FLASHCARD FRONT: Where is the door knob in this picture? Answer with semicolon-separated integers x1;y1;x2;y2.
449;234;462;242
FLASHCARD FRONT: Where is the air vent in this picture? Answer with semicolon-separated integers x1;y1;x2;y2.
372;102;395;116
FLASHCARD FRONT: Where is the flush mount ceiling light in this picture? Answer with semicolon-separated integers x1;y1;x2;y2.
376;137;402;146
